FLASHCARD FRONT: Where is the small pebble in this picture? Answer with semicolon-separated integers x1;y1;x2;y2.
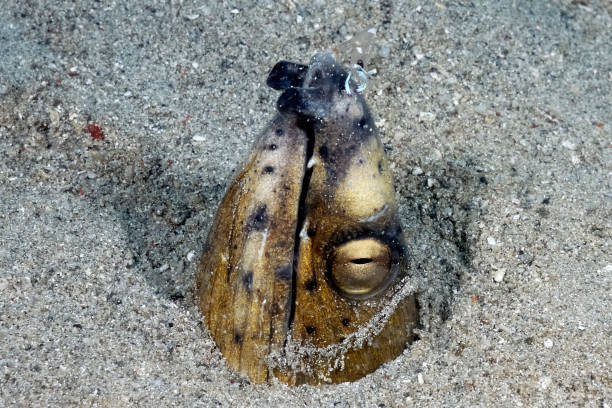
539;376;552;390
474;104;487;114
492;268;505;282
187;251;195;262
544;338;553;348
192;135;206;142
412;167;423;176
419;112;435;122
561;140;576;150
378;46;390;58
487;236;497;246
0;278;9;291
417;373;424;384
49;109;60;125
429;149;442;161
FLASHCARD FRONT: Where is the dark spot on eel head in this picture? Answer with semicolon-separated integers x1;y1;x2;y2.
234;333;243;344
249;204;268;231
263;166;275;174
341;317;350;327
275;266;292;281
267;143;278;150
307;227;316;237
270;302;281;316
378;160;383;173
242;271;253;291
275;128;284;136
305;326;316;335
318;144;328;160
305;279;317;291
358;116;368;128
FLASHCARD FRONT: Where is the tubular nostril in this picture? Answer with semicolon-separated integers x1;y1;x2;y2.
351;258;373;265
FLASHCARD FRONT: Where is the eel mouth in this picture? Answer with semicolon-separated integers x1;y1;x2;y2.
287;120;316;334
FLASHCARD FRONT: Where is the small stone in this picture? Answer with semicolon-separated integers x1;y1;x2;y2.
0;278;9;291
187;251;195;262
417;373;424;384
539;376;552;390
603;264;612;272
474;104;487;114
419;112;435;122
49;109;60;125
544;338;553;348
192;135;206;142
492;268;505;282
379;46;390;58
430;149;442;161
159;263;169;272
21;276;32;288
412;167;423;176
561;140;576;150
487;236;497;246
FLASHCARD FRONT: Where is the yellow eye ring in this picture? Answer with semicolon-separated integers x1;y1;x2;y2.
330;238;395;299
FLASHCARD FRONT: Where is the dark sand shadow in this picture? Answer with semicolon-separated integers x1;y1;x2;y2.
104;149;226;301
394;154;484;331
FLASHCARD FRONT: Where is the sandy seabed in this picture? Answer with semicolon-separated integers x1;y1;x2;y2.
1;1;610;406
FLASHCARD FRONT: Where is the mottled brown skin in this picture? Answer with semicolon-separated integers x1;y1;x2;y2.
197;53;418;385
197;116;307;383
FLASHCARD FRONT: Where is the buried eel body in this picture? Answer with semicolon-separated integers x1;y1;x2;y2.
196;53;418;385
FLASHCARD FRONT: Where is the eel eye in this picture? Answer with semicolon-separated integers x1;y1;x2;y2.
330;238;393;299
